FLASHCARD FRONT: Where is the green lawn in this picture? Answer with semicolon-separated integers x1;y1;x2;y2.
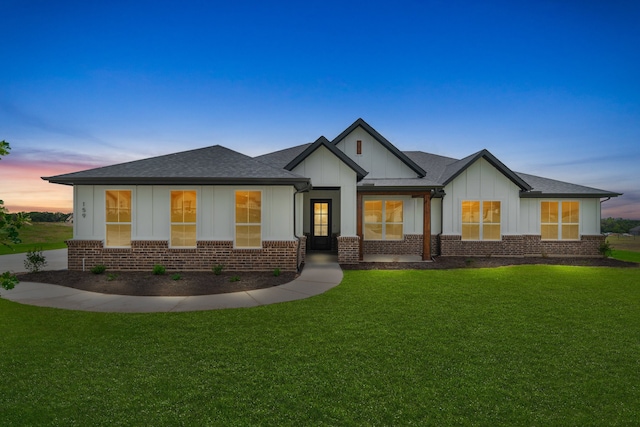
1;265;639;426
0;222;72;255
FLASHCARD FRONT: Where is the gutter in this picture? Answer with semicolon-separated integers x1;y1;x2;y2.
293;182;312;272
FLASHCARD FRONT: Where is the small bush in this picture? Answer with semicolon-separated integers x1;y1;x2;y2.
91;264;107;274
229;275;240;282
1;271;19;291
273;268;281;277
107;273;118;281
24;248;47;273
153;264;166;275
171;273;182;281
213;264;224;275
599;240;613;258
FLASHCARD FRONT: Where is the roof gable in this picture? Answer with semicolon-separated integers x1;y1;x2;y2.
440;149;532;191
332;118;426;177
284;136;368;180
43;145;310;189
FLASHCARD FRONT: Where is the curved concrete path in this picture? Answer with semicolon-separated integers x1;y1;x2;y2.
0;252;343;313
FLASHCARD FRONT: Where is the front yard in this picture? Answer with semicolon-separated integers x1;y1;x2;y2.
1;265;639;425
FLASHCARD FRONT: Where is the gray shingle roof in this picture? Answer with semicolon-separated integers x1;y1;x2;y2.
516;172;621;197
43;145;311;189
254;143;311;169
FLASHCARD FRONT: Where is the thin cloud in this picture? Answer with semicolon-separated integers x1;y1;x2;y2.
0;101;116;147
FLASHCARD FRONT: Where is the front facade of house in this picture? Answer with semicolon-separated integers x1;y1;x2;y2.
45;119;620;271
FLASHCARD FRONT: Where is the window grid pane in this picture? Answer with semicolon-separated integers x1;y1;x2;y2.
235;191;261;247
364;200;403;240
171;191;197;247
106;190;131;247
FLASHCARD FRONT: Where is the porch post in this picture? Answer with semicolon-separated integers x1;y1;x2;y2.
357;192;363;261
423;192;431;261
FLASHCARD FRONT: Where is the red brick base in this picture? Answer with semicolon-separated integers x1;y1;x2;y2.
439;234;604;257
66;239;302;271
337;236;360;264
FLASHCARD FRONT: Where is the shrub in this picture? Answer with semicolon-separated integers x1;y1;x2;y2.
91;264;107;274
107;273;118;281
273;268;281;277
24;248;47;273
152;264;166;275
1;271;19;291
213;264;224;275
229;275;240;282
171;273;182;281
599;240;613;258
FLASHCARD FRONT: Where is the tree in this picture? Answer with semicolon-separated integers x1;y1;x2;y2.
1;141;30;291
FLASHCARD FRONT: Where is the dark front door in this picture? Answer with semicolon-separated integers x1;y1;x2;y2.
310;199;332;250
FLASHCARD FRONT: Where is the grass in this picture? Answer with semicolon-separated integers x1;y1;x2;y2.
1;265;639;425
0;222;72;255
608;235;640;263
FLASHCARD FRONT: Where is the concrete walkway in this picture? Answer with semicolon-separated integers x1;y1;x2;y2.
0;252;343;313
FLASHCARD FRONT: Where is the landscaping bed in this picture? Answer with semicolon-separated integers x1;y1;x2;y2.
16;270;297;296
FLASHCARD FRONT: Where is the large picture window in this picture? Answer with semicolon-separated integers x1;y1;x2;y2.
364;200;403;240
171;190;197;247
235;190;261;248
541;201;579;240
106;190;131;247
461;200;501;240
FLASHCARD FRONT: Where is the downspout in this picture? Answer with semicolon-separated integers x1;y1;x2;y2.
293;183;311;272
438;189;445;261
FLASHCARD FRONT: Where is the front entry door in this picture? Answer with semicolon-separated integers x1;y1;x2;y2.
310;199;332;250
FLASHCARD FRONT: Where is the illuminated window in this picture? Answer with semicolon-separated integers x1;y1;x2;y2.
105;190;131;247
170;190;197;247
541;201;579;240
235;190;261;247
364;200;403;240
462;200;501;240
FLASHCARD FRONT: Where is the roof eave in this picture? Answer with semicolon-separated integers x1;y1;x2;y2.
42;176;311;189
520;192;622;198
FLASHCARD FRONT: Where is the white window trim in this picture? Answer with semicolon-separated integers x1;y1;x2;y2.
541;200;580;241
234;189;263;249
105;189;133;248
170;190;198;248
363;198;404;241
460;200;502;241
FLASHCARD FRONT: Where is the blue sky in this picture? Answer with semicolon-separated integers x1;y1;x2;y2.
1;0;639;218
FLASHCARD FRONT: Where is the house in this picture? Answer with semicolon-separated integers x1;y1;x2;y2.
43;118;621;271
630;226;640;236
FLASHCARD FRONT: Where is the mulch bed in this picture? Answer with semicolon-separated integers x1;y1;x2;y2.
16;270;298;297
16;257;636;297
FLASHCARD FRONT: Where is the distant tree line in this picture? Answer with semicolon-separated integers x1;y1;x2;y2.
601;217;640;234
24;212;72;223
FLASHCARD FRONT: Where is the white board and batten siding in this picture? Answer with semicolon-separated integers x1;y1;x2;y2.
520;198;601;236
72;185;297;243
290;145;358;236
335;127;417;178
442;158;522;236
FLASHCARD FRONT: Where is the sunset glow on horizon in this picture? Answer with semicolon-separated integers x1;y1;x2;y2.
1;1;638;219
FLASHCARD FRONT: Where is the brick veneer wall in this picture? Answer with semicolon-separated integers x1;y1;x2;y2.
438;234;604;257
66;239;301;271
337;236;360;264
363;234;423;256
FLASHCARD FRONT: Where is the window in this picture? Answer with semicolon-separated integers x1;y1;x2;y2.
106;190;131;247
171;190;197;247
461;200;501;240
364;200;403;240
235;190;261;247
541;201;579;240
